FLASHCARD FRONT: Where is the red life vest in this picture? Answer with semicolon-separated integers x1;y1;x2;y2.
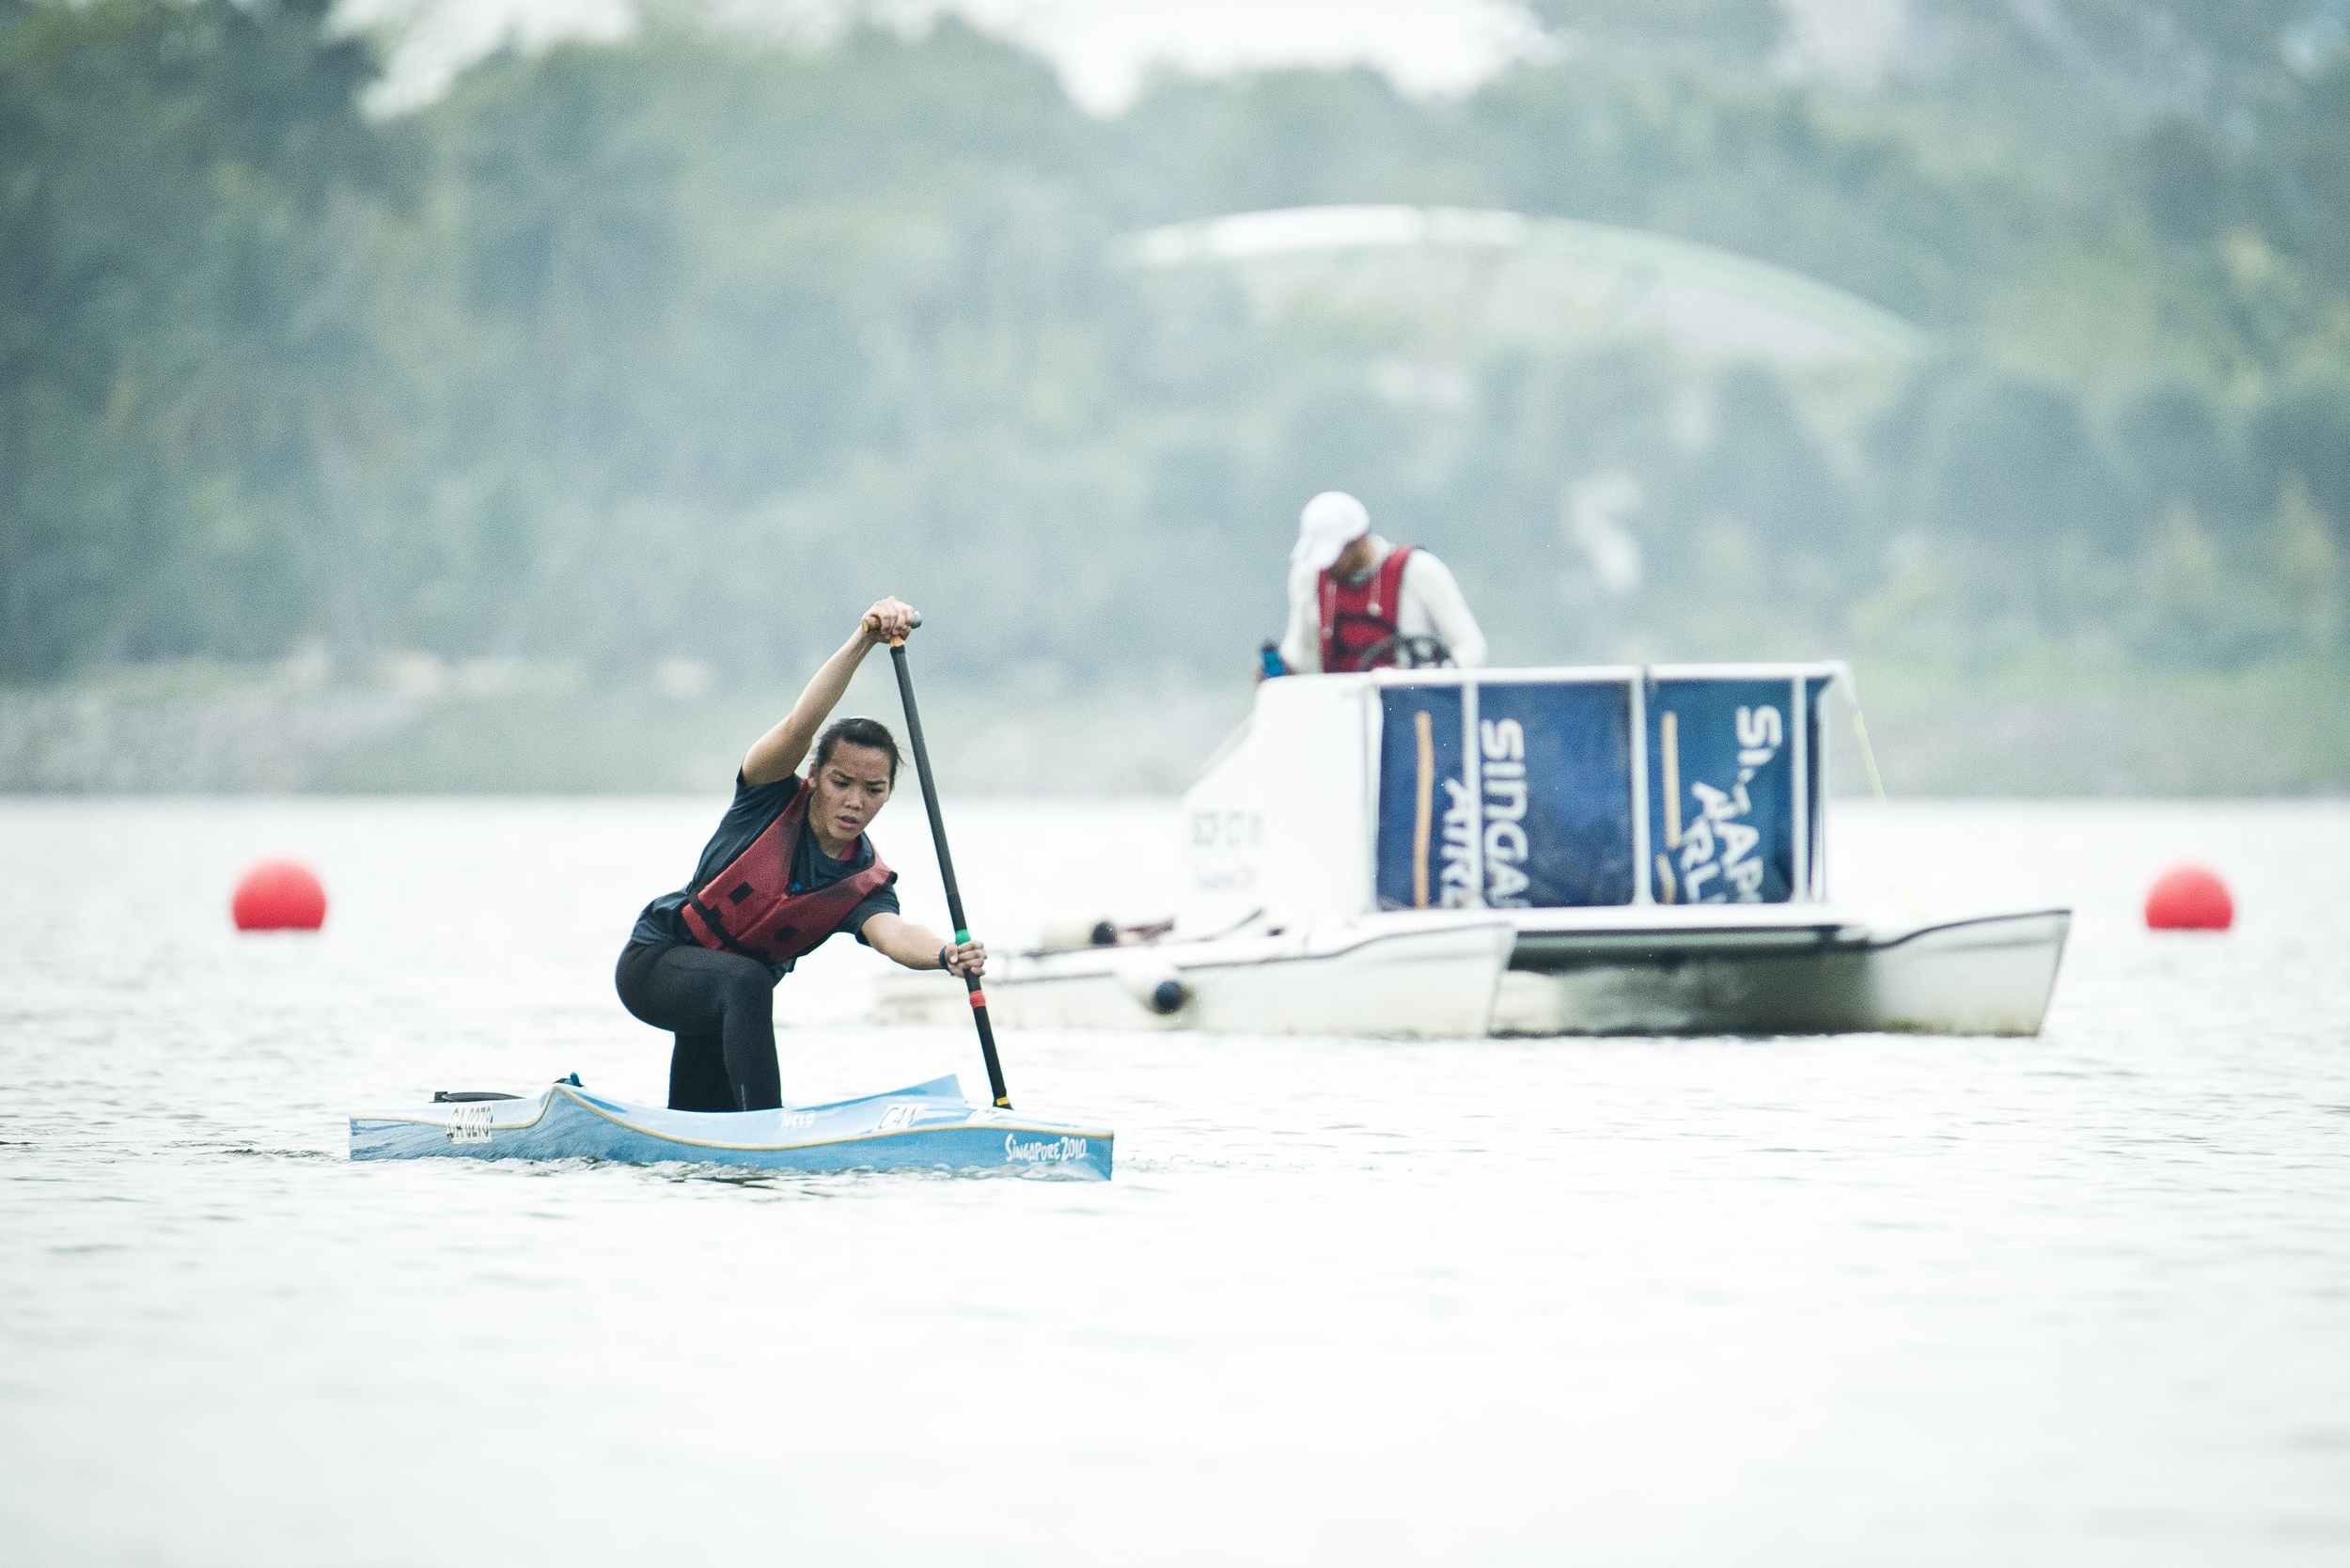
1318;545;1418;673
680;776;893;965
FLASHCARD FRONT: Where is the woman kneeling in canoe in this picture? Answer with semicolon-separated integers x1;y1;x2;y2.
617;596;984;1111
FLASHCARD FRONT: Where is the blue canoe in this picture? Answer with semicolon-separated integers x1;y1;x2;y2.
349;1074;1113;1179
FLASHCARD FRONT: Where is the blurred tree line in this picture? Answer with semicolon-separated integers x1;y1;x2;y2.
2;0;2344;696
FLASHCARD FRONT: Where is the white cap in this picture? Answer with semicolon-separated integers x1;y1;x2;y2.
1292;491;1370;572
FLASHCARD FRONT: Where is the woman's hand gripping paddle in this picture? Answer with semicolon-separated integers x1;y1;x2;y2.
886;615;1012;1109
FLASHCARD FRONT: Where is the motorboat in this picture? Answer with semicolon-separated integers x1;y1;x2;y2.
877;665;2068;1039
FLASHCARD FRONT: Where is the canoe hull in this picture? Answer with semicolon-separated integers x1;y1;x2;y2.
350;1076;1113;1179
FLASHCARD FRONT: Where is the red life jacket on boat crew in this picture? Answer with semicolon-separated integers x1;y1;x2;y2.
1318;545;1418;673
680;776;893;965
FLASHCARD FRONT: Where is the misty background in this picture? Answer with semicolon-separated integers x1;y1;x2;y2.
4;0;2345;793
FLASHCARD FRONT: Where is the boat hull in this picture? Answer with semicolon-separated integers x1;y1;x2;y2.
878;911;1517;1039
1493;908;2071;1036
876;907;2069;1040
349;1076;1113;1179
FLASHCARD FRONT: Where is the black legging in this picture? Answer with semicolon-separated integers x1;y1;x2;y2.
615;941;781;1112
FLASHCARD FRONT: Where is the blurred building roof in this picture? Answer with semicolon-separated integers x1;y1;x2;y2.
1120;205;1927;368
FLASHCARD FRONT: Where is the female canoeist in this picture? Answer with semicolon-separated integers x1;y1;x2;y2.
616;596;985;1111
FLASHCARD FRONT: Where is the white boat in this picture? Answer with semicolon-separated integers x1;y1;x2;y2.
878;665;2069;1039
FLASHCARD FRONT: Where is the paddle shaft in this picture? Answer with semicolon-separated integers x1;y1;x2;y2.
887;635;1011;1109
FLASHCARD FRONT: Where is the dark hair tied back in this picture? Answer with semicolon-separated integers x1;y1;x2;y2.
812;716;902;785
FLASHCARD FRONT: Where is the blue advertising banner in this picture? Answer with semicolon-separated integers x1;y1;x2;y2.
1375;669;1830;910
1376;686;1467;909
1474;681;1637;907
1645;677;1810;903
1376;681;1636;909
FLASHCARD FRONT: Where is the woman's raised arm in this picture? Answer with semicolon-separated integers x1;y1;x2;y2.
741;597;917;786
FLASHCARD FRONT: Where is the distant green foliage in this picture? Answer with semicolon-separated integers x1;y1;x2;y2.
0;0;385;672
0;0;2343;693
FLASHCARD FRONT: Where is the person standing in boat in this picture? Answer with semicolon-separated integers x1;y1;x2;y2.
1272;491;1488;675
616;596;985;1113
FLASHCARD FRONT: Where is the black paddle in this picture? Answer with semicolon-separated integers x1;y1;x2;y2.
887;615;1012;1109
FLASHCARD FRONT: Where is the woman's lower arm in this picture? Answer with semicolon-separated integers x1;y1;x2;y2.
867;914;984;976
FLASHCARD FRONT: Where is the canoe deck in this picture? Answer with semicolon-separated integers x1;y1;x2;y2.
349;1075;1113;1179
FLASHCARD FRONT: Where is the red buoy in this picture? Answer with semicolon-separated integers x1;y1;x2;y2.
232;859;327;932
2145;865;2232;931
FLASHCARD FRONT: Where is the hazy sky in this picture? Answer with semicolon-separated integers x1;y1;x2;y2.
339;0;1557;116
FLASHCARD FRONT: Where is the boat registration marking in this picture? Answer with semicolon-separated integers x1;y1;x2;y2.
447;1105;494;1144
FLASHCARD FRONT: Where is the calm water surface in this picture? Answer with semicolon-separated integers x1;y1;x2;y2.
2;794;2345;1566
